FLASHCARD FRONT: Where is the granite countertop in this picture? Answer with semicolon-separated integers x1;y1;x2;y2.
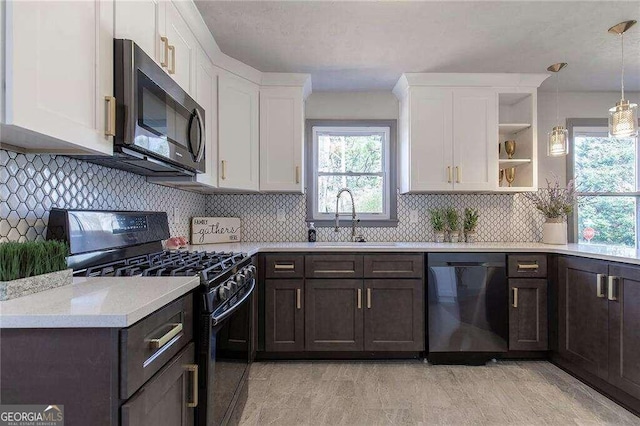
0;275;200;329
188;241;640;266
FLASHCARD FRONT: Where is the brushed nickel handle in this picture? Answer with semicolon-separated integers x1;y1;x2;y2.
149;323;183;349
274;263;295;270
366;288;371;309
295;166;300;184
104;96;116;136
608;276;618;301
447;166;452;183
221;160;226;180
512;287;518;308
296;288;301;310
160;36;169;68
518;263;539;270
456;166;461;183
168;44;176;74
184;364;198;408
596;273;607;298
357;288;362;309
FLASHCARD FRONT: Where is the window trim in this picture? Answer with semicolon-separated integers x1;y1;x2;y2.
305;119;398;227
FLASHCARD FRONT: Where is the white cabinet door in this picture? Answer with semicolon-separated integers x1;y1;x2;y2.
3;0;114;155
165;1;196;96
259;87;304;193
406;87;453;192
452;89;498;191
115;0;166;66
218;73;259;191
194;49;218;189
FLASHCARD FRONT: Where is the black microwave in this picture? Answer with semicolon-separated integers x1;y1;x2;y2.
92;39;205;177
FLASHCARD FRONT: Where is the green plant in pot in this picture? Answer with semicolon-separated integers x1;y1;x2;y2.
523;179;576;245
429;209;446;243
0;241;71;300
445;208;461;243
464;208;479;243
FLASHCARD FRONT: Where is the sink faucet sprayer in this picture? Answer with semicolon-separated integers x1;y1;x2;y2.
334;188;365;242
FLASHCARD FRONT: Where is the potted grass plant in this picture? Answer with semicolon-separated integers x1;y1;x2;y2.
429;209;446;243
445;208;460;243
523;179;576;245
464;208;479;243
0;241;71;300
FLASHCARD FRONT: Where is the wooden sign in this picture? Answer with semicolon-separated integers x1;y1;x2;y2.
191;217;241;244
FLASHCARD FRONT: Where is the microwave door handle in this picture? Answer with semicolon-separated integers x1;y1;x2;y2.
194;109;205;163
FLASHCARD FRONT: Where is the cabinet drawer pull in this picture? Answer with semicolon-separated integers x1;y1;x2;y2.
104;96;116;136
512;287;518;308
168;44;176;74
456;166;461;183
295;166;300;184
517;263;539;271
149;323;183;349
184;364;198;408
366;288;371;309
221;160;226;180
296;288;301;310
274;263;295;270
596;273;607;298
447;166;452;183
608;276;618;301
357;288;362;309
160;36;169;68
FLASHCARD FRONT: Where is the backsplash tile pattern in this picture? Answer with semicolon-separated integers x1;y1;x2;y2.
205;192;545;243
0;149;205;242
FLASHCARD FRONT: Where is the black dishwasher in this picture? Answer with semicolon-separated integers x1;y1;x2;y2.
427;253;508;365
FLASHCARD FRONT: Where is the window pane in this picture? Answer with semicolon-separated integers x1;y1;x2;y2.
317;133;383;173
574;135;636;192
317;175;384;214
577;196;636;247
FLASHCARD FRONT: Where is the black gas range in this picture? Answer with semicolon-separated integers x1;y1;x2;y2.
46;208;255;426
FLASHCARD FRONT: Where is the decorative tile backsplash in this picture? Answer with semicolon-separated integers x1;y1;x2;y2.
0;149;205;243
206;192;545;243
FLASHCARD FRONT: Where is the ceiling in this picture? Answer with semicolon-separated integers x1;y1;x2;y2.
195;1;640;92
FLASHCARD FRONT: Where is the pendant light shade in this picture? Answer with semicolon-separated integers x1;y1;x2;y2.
608;20;638;138
547;62;569;156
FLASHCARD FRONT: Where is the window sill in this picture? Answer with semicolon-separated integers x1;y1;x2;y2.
309;219;399;228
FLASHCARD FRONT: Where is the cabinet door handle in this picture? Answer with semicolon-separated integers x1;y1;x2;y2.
512;287;518;308
295;166;300;184
517;263;539;271
456;166;461;183
149;323;183;349
608;276;618;301
221;160;226;180
447;166;452;183
104;96;116;136
357;288;362;309
184;364;198;408
160;36;169;68
168;44;176;74
366;288;371;309
274;263;295;270
296;288;301;310
596;273;607;298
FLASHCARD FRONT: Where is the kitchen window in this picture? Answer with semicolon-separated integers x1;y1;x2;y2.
306;120;397;226
568;118;639;248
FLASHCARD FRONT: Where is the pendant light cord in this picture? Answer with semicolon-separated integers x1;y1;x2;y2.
556;71;560;126
621;33;625;100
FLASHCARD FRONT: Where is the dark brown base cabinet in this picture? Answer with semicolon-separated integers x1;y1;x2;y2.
509;279;548;351
557;256;640;404
262;253;425;354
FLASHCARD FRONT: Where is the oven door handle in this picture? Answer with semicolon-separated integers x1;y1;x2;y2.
211;278;255;326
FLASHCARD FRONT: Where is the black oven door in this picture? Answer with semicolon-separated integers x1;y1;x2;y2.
198;280;255;426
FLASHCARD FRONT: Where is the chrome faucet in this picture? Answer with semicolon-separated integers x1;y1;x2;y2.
334;188;365;242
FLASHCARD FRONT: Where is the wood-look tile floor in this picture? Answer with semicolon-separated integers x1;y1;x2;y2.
237;360;639;426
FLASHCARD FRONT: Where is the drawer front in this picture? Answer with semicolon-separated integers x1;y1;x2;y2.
264;254;304;278
508;255;547;278
364;254;424;278
305;254;363;278
120;294;194;400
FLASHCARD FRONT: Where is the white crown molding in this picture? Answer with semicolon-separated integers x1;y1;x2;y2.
261;73;312;99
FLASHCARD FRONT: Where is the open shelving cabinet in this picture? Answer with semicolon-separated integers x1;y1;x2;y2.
497;91;538;192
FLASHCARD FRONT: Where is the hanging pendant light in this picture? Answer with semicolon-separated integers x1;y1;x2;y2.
547;62;569;156
608;20;638;138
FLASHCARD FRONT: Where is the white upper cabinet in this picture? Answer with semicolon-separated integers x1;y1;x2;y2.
393;73;547;193
115;0;166;67
218;73;259;192
259;75;311;193
194;48;219;190
1;0;114;155
165;1;197;95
